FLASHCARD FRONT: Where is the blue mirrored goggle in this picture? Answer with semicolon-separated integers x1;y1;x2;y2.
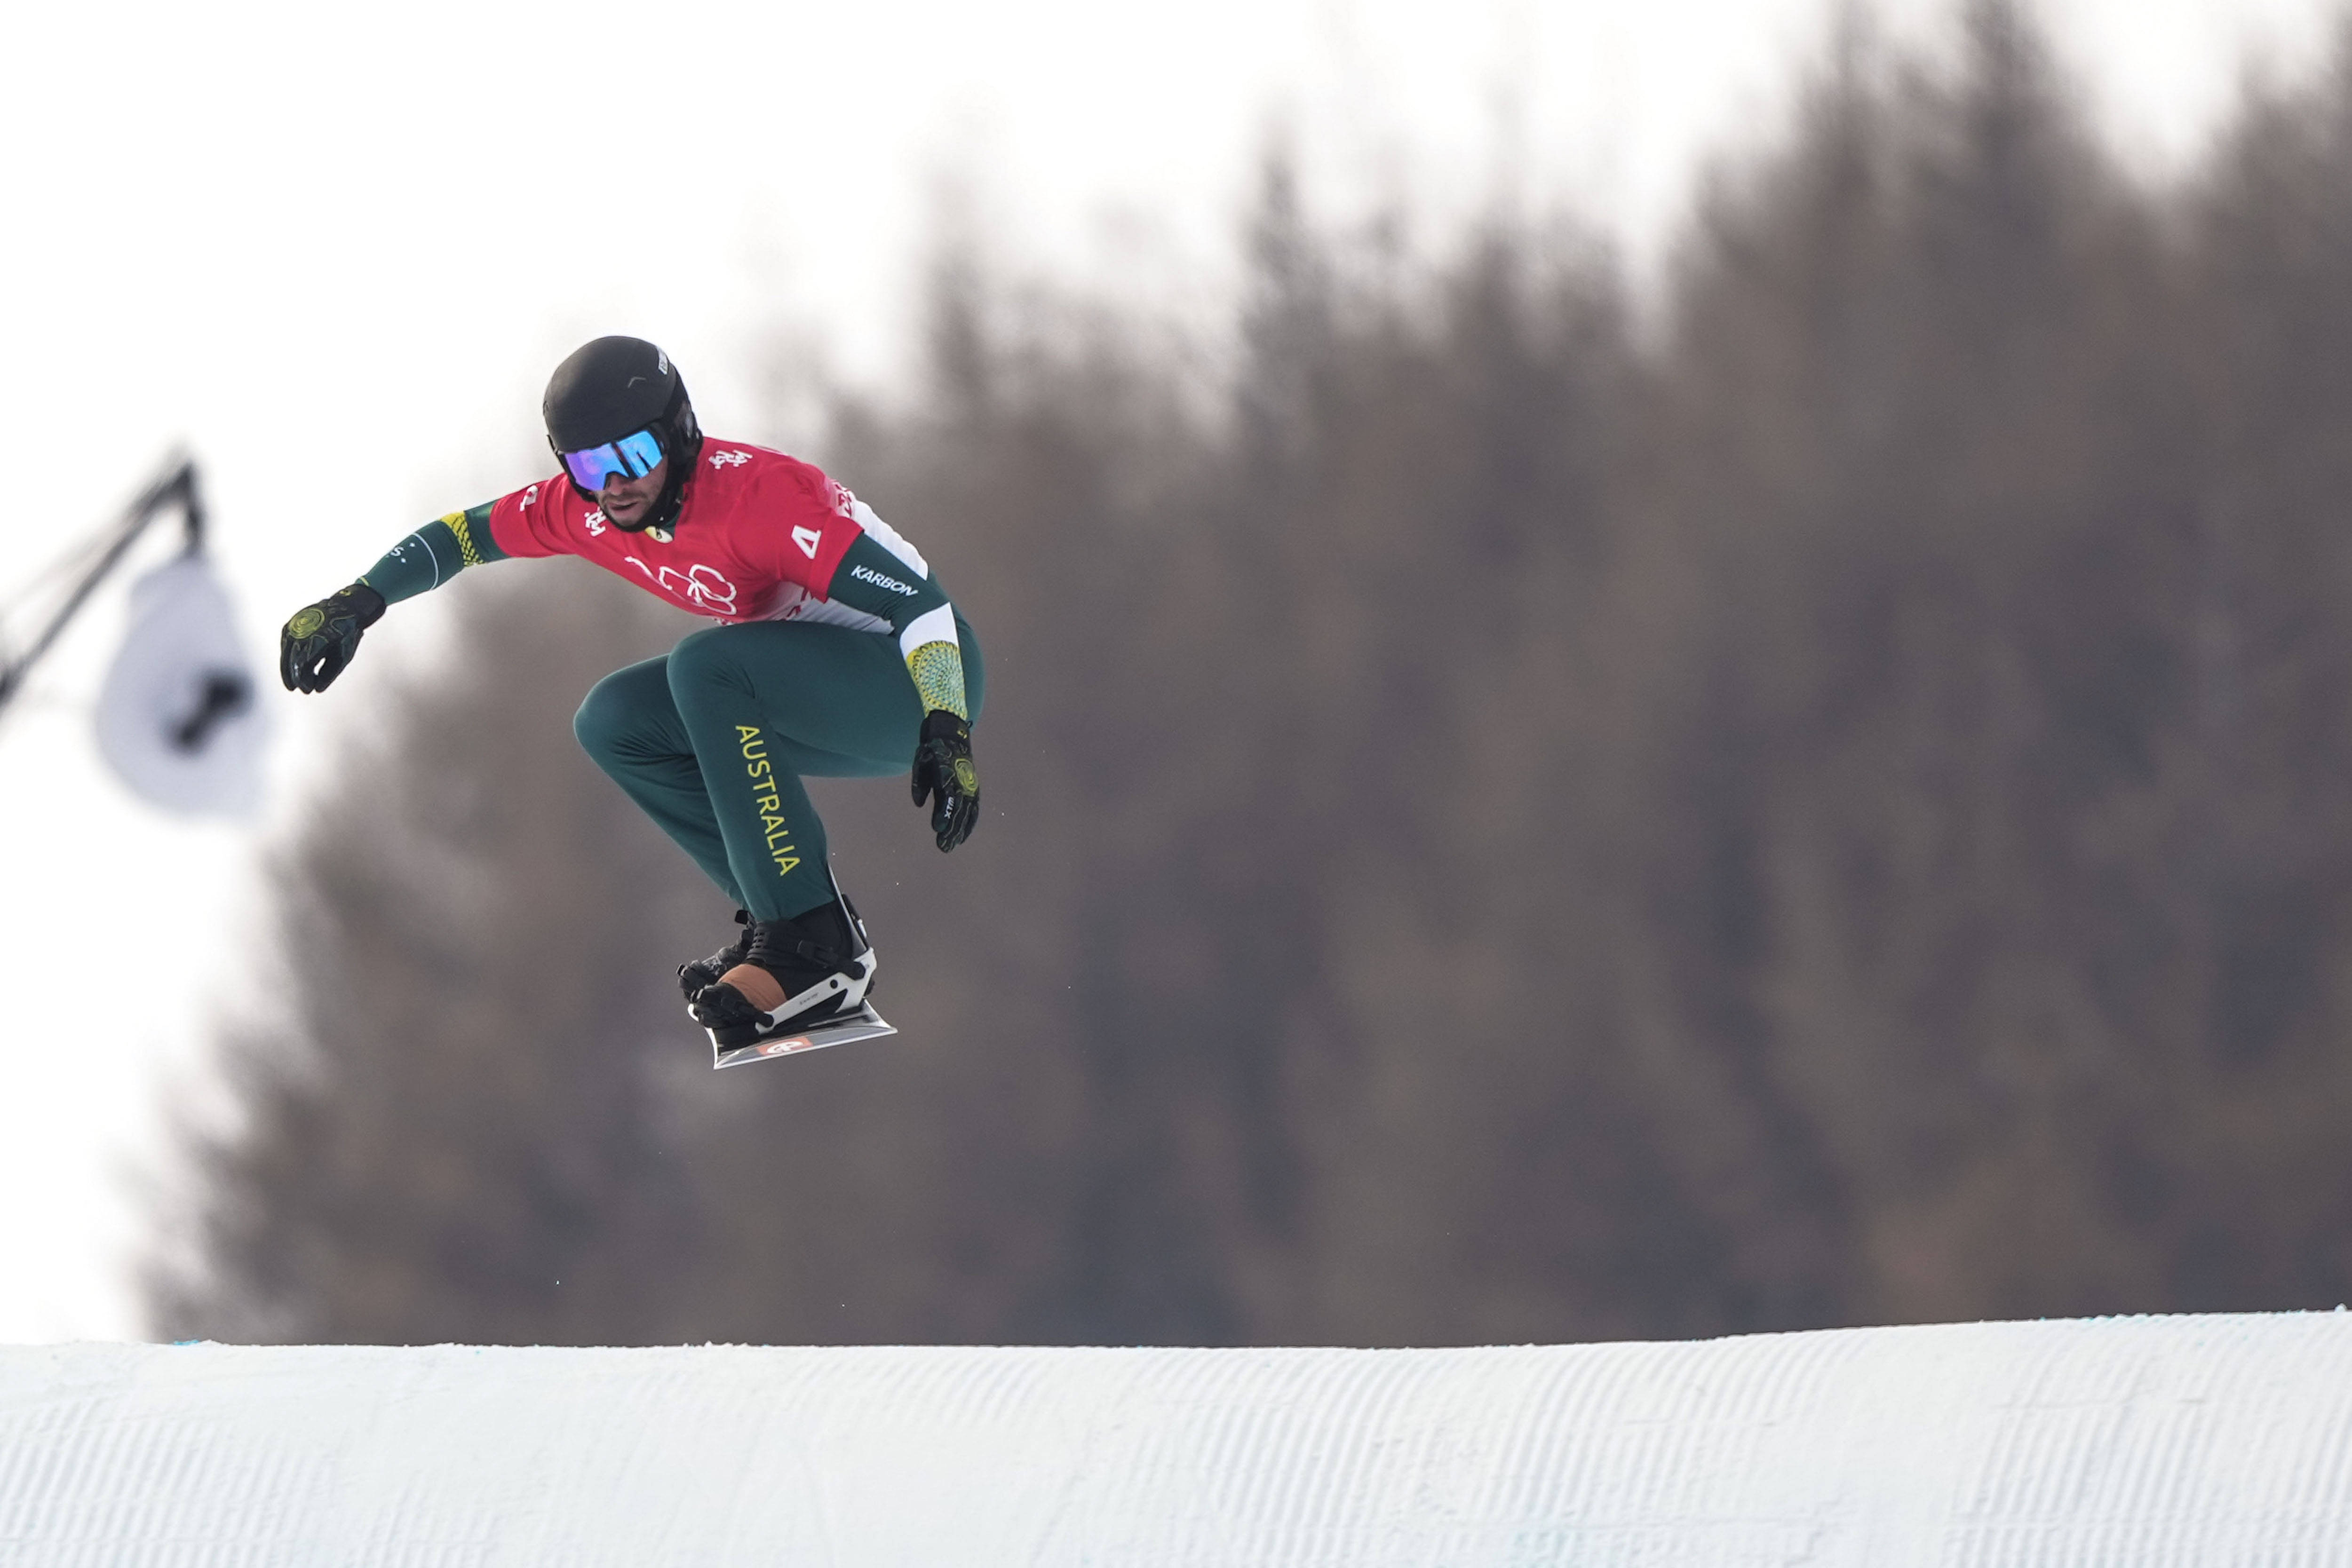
559;426;666;491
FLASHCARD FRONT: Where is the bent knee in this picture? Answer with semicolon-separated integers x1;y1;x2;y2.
573;659;674;764
664;625;742;692
572;681;628;762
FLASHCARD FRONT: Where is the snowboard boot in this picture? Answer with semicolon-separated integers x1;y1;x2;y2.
678;908;756;1008
689;895;876;1048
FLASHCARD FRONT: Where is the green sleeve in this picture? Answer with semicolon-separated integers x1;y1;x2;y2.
824;532;969;721
359;504;509;605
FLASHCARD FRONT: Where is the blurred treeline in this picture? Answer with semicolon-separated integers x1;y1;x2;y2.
154;3;2352;1345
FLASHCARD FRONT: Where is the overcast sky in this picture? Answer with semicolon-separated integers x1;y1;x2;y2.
0;0;2337;1342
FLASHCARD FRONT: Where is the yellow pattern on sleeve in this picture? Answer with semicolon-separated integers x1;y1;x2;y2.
907;640;969;720
441;511;485;568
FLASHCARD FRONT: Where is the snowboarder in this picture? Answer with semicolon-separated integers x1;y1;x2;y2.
279;336;982;1052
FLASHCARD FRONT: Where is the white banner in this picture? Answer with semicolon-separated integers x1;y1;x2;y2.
93;552;267;817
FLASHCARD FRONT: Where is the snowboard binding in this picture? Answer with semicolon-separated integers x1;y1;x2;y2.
688;893;877;1050
677;908;756;1005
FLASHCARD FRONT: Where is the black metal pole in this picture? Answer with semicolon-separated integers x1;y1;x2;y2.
0;456;205;720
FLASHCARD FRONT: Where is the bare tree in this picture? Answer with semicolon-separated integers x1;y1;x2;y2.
158;0;2352;1347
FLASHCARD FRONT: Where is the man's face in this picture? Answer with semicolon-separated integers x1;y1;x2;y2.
598;456;667;528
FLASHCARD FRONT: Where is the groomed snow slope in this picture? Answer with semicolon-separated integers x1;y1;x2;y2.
5;1315;2351;1565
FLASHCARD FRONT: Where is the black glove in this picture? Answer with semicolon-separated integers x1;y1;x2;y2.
279;582;385;694
911;709;980;851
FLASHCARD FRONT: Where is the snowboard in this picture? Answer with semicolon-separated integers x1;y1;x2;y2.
711;1001;896;1069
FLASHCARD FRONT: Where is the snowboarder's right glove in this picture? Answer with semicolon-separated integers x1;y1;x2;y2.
279;581;385;694
911;709;980;851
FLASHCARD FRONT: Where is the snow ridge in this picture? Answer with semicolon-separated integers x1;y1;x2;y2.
4;1315;2350;1565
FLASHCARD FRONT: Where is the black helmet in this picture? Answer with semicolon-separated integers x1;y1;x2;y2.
543;335;705;533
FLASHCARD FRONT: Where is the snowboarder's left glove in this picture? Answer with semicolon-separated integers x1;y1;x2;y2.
911;709;980;851
279;581;385;694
